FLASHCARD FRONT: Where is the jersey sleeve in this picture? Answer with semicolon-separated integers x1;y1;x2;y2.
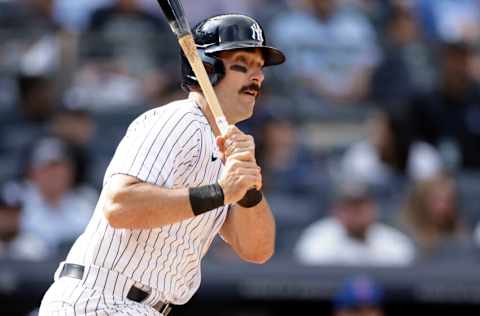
105;108;202;187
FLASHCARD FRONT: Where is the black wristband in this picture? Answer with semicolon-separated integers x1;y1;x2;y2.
189;183;225;216
237;189;263;208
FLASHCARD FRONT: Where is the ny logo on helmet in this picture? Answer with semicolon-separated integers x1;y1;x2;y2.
250;23;264;42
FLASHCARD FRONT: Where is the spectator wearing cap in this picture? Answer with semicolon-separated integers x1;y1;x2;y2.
294;180;415;266
333;275;384;316
11;136;97;260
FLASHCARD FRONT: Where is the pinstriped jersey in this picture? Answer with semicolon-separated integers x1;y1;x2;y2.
65;98;229;304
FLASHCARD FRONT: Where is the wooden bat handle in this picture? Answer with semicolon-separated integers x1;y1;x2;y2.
178;34;228;136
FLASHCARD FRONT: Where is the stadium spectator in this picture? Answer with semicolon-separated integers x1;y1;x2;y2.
0;0;60;80
86;0;174;73
48;107;96;187
333;275;385;316
294;179;415;266
409;40;480;170
0;0;61;35
0;0;64;75
5;10;63;124
269;0;380;116
49;107;95;147
65;0;176;110
370;1;436;107
397;171;472;261
63;49;147;110
0;73;54;156
340;107;443;191
16;73;57;123
254;112;320;196
0;0;67;118
85;0;170;62
10;137;96;260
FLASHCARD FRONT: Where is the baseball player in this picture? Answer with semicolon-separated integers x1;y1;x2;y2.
39;13;285;316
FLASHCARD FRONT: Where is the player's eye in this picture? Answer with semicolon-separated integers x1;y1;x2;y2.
230;64;248;73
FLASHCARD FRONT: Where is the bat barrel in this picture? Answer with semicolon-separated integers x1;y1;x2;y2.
157;0;191;37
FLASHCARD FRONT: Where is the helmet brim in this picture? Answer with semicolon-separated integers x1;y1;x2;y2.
205;41;286;66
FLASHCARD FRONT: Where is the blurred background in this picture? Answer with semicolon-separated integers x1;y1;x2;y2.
0;0;480;315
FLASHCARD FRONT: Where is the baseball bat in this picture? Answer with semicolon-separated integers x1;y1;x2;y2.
156;0;228;136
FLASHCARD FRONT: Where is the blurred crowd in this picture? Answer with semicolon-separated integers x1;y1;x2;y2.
0;0;480;272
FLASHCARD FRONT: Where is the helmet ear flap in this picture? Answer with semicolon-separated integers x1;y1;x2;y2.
202;51;225;86
181;49;225;91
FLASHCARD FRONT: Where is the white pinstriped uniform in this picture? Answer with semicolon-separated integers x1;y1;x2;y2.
39;98;229;315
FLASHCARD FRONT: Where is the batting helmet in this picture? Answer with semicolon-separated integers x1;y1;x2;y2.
181;14;285;90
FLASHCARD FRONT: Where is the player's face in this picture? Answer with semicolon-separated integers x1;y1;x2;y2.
30;160;75;198
215;49;265;123
337;197;377;240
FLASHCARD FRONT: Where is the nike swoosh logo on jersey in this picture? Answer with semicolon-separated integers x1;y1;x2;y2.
211;153;218;161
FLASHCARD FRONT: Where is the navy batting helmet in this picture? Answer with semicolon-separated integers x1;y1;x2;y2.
181;14;285;90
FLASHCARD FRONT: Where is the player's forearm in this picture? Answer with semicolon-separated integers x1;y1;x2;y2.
102;175;195;229
223;199;276;264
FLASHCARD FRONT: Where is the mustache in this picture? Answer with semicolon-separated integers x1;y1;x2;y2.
239;83;261;95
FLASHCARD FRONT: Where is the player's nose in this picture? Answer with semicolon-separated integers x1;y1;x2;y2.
250;68;264;85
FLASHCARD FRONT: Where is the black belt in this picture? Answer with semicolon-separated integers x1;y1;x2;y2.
59;263;172;315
